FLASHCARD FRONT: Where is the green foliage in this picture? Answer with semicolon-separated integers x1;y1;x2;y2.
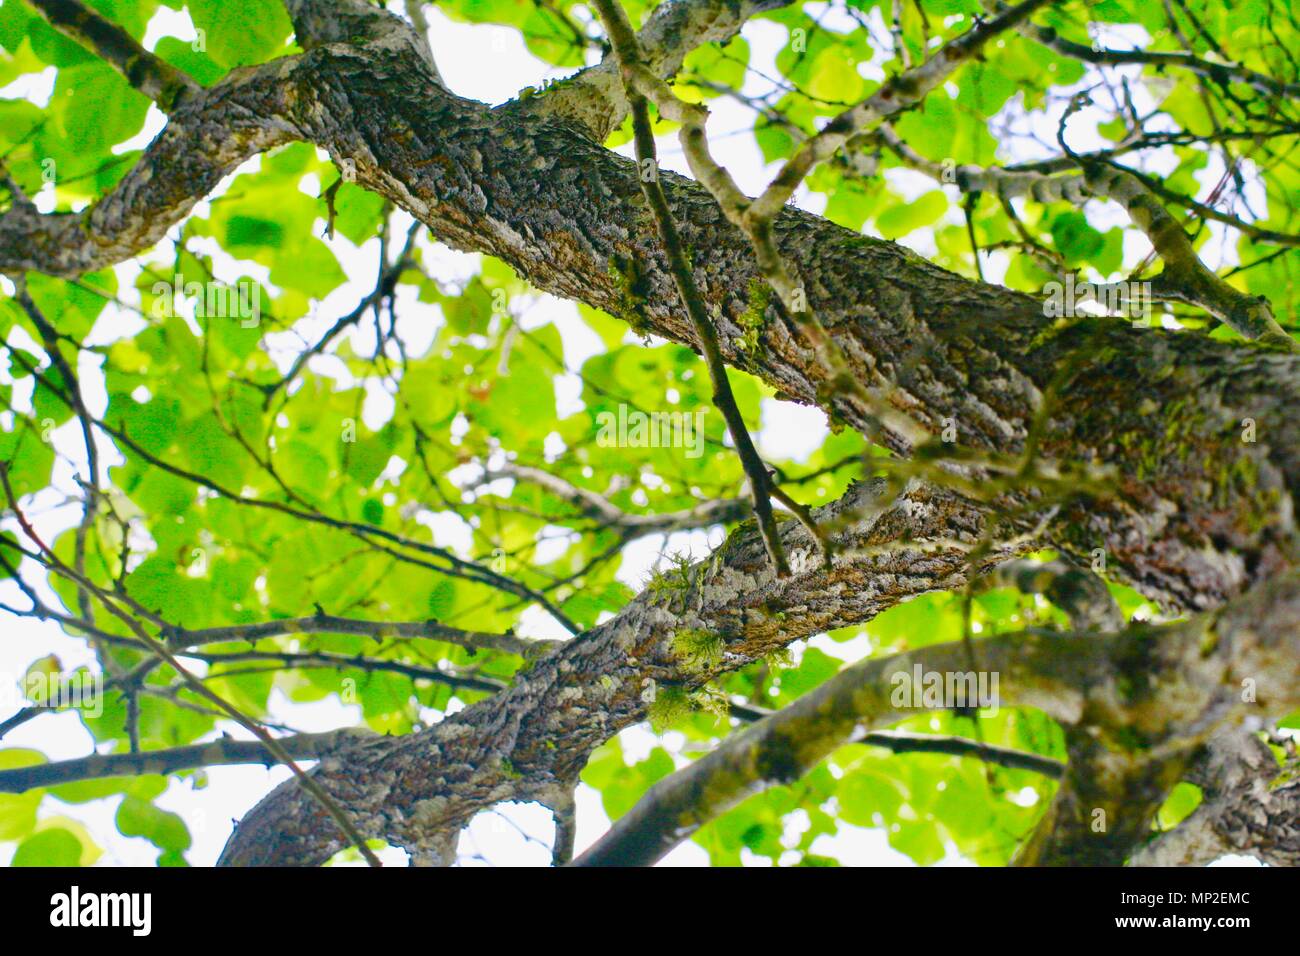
188;0;292;71
0;0;1291;868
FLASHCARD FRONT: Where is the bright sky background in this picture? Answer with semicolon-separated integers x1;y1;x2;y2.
0;1;1265;867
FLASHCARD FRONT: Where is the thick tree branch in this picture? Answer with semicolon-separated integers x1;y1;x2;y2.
604;0;1055;454
1130;730;1300;866
216;478;1024;865
1012;730;1185;866
282;0;439;75
983;558;1123;632
574;631;1093;866
574;569;1300;866
0;56;298;277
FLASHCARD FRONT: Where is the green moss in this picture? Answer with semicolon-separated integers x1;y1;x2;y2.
607;253;651;333
1248;330;1299;353
762;646;794;669
670;627;725;672
647;683;727;732
720;517;756;550
704;519;755;575
647;685;693;731
1198;621;1219;658
1106;724;1152;754
518;75;579;100
646;551;696;597
738;278;773;354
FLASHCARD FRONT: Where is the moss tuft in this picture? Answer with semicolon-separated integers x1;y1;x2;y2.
738;278;773;354
670;627;725;671
646;551;696;597
647;683;728;732
647;685;693;731
607;253;652;333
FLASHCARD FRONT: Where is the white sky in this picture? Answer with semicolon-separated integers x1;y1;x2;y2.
0;2;1266;867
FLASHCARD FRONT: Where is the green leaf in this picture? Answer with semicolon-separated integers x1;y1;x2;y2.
876;191;948;239
154;35;227;86
330;183;386;245
116;795;192;852
49;61;149;155
1157;781;1202;829
11;827;83;866
0;749;45;841
1050;211;1106;266
188;0;293;70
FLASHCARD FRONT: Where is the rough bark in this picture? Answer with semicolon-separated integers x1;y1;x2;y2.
575;569;1300;866
1130;731;1300;867
6;11;1296;613
217;479;1013;865
530;0;795;140
4;0;1298;867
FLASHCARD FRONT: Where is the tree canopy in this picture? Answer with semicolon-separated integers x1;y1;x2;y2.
0;0;1298;867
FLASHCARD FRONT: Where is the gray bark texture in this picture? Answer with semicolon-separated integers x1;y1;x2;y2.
3;0;1297;867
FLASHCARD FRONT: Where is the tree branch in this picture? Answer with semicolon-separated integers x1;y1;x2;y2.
186;649;508;695
877;121;1300;345
171;612;556;659
485;460;749;534
216;477;1025;865
25;0;200;110
525;0;795;141
0;728;382;793
283;0;439;74
1003;4;1300;101
0;57;298;278
573;569;1300;866
593;0;808;575
1130;730;1300;866
1077;156;1296;347
730;700;1066;777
